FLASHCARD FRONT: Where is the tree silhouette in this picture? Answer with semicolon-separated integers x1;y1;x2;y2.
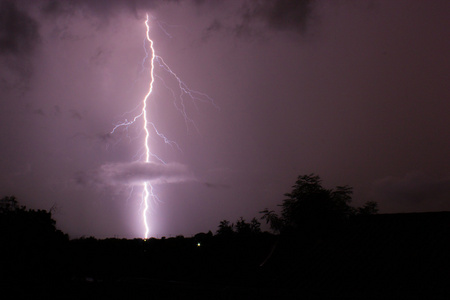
260;209;284;233
357;200;379;215
235;217;262;235
0;196;68;246
250;217;262;233
216;219;234;236
216;217;262;236
0;196;69;283
0;195;21;212
236;217;251;235
261;174;377;235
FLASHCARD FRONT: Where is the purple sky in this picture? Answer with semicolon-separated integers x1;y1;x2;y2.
1;0;449;238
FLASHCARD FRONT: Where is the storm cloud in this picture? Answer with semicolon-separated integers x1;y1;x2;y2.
0;1;40;90
237;0;314;34
0;0;448;238
0;1;40;55
77;161;194;187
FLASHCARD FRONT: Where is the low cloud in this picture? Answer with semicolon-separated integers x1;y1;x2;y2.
76;161;194;186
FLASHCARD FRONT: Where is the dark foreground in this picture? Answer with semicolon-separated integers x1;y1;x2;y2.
2;212;450;299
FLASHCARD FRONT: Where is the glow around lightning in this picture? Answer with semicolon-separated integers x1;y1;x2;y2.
111;14;216;239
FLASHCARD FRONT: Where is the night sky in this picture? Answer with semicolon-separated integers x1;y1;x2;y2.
1;0;449;239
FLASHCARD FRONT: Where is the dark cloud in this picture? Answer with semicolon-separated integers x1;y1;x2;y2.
261;0;313;31
41;0;162;18
77;161;194;187
236;0;314;35
69;109;82;120
0;55;33;91
0;0;164;91
0;1;40;55
201;19;222;41
373;172;450;211
97;133;114;143
206;19;222;33
33;108;45;116
0;1;40;91
202;0;315;39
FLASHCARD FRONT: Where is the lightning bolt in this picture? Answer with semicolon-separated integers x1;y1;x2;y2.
110;14;216;239
142;14;156;240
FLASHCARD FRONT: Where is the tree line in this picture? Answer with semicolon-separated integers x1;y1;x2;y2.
1;174;378;240
216;173;378;237
3;175;450;298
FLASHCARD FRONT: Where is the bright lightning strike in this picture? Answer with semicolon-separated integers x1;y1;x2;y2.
141;14;155;239
110;14;216;239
